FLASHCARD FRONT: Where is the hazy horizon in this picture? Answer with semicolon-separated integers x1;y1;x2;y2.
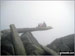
1;1;74;46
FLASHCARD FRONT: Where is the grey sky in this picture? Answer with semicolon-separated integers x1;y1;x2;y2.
1;1;74;46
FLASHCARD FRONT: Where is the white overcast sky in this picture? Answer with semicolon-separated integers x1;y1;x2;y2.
1;1;74;46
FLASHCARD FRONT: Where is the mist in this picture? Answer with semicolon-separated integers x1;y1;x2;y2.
1;1;74;46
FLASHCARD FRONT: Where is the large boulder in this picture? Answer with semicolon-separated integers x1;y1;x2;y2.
21;32;45;55
21;32;57;55
1;33;15;55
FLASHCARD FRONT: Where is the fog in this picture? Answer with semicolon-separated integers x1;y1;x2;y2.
1;1;74;46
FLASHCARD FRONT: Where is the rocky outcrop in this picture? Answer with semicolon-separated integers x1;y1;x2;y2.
1;24;57;55
47;34;74;54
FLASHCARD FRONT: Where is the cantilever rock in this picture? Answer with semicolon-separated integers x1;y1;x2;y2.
1;26;53;34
